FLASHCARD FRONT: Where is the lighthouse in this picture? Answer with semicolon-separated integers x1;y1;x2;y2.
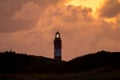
54;31;62;60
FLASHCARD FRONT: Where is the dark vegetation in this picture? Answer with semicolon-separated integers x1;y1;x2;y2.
0;50;64;74
65;51;120;72
0;50;120;80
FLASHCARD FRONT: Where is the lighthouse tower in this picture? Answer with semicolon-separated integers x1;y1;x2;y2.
54;31;62;60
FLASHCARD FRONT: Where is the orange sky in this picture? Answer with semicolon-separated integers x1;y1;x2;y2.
0;0;120;60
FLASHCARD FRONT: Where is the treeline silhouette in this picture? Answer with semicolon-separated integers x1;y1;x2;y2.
0;50;120;74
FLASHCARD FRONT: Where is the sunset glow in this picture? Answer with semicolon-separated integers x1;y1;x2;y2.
66;0;104;15
0;0;120;60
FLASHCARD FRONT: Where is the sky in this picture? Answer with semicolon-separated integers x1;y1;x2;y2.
0;0;120;60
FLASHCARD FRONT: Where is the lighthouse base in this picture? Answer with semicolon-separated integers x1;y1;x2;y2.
54;56;61;60
54;49;62;60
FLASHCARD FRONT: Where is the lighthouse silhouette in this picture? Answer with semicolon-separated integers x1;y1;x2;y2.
54;31;62;60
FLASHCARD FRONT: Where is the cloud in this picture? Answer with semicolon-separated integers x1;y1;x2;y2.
99;0;120;18
0;0;120;60
0;0;60;33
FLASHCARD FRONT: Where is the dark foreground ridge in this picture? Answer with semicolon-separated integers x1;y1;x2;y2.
0;51;64;74
66;51;120;72
0;50;120;74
